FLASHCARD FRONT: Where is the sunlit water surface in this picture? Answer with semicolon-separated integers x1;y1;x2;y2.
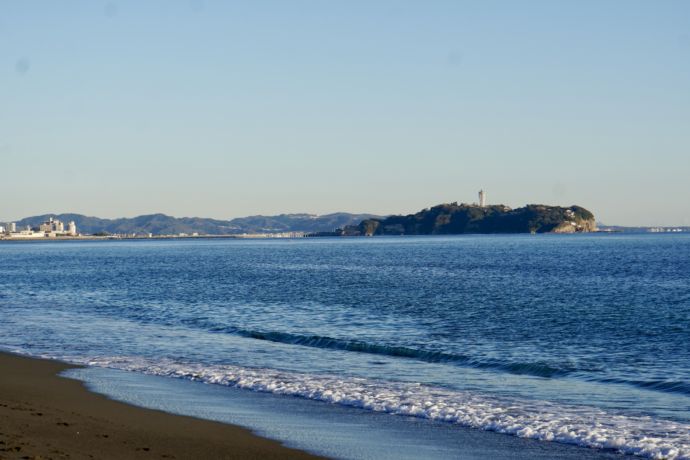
1;234;688;459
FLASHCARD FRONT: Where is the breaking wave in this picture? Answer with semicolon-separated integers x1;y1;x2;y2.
221;328;690;396
78;355;690;460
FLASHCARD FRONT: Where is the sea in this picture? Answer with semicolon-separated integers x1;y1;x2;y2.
0;234;688;459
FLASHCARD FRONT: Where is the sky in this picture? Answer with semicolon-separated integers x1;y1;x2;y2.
1;1;689;226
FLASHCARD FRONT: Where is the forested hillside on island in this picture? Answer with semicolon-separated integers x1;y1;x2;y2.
339;203;596;236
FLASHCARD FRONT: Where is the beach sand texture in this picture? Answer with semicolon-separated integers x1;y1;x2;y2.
0;352;320;460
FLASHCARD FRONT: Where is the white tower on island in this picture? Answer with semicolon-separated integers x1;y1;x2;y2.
478;189;486;208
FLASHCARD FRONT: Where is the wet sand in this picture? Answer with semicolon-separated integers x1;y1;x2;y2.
0;352;320;460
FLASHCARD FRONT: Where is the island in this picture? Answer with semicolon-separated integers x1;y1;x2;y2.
331;203;596;236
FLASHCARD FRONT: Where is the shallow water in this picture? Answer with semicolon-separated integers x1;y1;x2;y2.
1;234;689;458
63;366;624;460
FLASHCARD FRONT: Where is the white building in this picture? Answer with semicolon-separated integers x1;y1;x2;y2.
34;217;77;237
1;223;15;235
478;190;487;207
40;217;65;233
9;230;45;239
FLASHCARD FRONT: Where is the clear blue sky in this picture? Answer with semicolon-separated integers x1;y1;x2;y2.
1;1;689;226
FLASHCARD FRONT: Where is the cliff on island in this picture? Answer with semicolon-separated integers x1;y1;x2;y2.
338;203;596;236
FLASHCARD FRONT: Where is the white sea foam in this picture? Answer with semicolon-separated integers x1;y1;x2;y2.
69;355;690;460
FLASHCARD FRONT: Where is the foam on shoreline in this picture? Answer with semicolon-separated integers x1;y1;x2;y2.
67;355;689;460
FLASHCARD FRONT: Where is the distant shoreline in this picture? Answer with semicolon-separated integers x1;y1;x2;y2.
2;231;687;244
5;207;688;239
0;234;306;242
0;234;242;242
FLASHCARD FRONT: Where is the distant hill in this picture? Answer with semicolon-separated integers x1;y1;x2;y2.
226;213;381;234
12;212;381;236
338;203;596;236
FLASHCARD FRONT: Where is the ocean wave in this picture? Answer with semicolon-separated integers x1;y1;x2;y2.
227;329;572;378
595;378;690;396
79;355;690;460
216;328;690;396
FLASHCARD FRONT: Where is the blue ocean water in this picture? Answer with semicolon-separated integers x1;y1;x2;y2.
1;234;689;458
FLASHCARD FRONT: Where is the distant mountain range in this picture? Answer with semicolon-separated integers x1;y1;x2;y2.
10;208;684;237
11;212;383;236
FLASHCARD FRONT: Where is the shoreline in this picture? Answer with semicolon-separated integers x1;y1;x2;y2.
0;235;245;242
0;232;680;244
0;351;321;459
0;234;310;242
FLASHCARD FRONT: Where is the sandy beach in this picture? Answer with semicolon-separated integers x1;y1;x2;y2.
0;352;320;460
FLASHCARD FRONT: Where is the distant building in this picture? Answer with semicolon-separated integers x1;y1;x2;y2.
0;219;77;239
479;190;487;208
40;217;65;233
35;217;76;237
11;229;45;238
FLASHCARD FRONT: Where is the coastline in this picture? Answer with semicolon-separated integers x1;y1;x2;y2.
0;351;320;460
0;235;244;242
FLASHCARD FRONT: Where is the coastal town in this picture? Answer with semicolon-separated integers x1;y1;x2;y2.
0;216;306;240
1;217;78;239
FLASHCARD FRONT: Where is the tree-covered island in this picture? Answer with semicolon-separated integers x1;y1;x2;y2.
331;203;597;236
